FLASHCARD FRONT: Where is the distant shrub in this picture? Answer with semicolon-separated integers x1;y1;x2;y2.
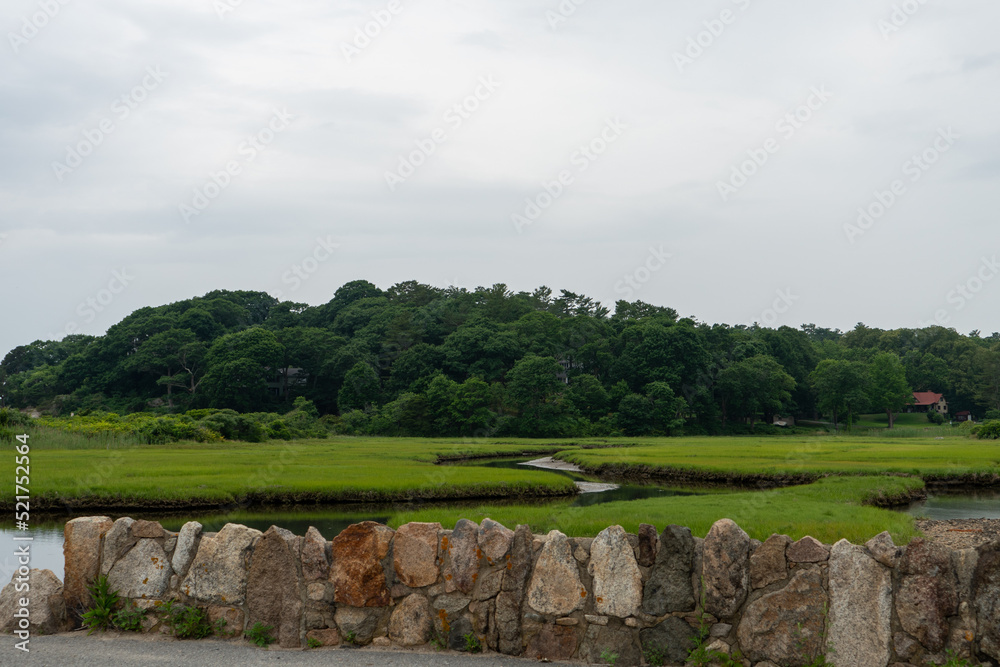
268;419;292;440
185;408;221;420
985;409;1000;421
31;403;326;444
334;409;374;435
927;411;946;425
0;408;30;428
977;421;1000;440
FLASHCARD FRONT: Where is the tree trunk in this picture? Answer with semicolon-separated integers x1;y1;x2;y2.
166;366;174;408
887;409;895;429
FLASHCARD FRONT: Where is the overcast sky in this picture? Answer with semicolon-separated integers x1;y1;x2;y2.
1;0;998;359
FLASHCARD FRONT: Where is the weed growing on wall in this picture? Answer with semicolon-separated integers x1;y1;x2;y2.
81;576;120;634
245;622;276;647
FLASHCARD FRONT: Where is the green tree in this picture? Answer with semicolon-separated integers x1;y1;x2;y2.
867;352;912;428
567;374;610;422
425;374;459;434
507;355;573;436
201;328;284;411
644;382;687;435
124;329;202;408
810;359;869;432
450;377;495;435
615;393;651;435
337;362;381;413
975;346;1000;412
717;355;795;428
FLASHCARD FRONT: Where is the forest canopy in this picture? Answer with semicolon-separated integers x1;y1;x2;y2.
3;280;1000;438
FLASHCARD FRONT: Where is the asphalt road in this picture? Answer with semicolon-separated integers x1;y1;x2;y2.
0;632;586;667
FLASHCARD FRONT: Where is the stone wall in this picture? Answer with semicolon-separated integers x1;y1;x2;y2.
3;515;998;666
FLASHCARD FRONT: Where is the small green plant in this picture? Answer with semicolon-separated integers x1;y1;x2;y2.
81;575;120;634
793;604;835;666
642;642;667;667
600;648;619;666
684;578;747;667
245;621;276;648
163;603;213;639
430;630;447;651
463;632;482;653
344;630;358;645
212;617;233;637
938;649;974;667
686;577;716;666
307;636;323;649
111;601;146;632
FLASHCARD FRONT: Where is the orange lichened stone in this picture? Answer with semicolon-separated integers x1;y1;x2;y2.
143;577;149;584
580;589;587;598
472;572;478;582
506;562;513;570
441;536;450;550
596;596;603;603
445;574;453;580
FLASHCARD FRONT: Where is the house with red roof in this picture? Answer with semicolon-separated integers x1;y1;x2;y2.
911;391;948;415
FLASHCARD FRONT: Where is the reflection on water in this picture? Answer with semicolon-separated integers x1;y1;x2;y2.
907;488;1000;521
0;528;64;583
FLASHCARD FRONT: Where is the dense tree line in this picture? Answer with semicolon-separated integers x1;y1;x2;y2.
3;280;1000;437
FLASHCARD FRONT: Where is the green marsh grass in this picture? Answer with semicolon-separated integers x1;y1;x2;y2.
389;476;925;545
5;431;991;543
0;437;579;509
555;435;999;477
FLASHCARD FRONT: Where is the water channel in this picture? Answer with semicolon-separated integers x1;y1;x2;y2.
3;457;997;581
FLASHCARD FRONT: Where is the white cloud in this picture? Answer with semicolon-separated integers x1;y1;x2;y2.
2;0;1000;357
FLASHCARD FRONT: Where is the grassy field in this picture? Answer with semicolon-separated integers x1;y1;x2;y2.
6;429;995;544
390;476;926;545
851;412;950;430
556;435;1000;478
2;436;578;509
